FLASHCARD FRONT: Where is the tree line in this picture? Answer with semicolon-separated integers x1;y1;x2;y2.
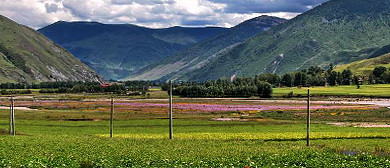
167;64;390;98
170;79;273;98
0;81;163;95
0;81;126;94
266;64;390;87
1;64;389;96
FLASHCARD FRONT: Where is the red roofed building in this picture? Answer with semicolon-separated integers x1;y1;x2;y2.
100;83;110;88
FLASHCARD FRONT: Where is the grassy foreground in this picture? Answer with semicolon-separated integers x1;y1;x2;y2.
1;93;390;167
2;118;390;167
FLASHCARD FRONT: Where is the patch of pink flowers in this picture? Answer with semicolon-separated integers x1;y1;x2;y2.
115;103;362;112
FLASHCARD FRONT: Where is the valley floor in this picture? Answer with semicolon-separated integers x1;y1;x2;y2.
1;90;390;167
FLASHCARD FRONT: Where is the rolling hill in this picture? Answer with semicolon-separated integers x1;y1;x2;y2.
139;0;390;81
335;52;390;76
126;16;287;81
0;15;102;83
39;22;228;80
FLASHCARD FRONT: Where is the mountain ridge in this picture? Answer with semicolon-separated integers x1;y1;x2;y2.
173;0;390;81
39;21;229;80
126;15;287;81
0;15;102;83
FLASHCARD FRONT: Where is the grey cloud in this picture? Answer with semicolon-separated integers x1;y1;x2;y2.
111;0;174;5
62;0;92;19
209;0;329;13
150;5;166;14
45;3;58;13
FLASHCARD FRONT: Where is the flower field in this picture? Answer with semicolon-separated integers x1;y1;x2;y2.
0;97;377;114
115;102;366;112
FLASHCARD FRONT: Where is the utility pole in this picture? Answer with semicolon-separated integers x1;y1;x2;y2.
306;89;310;146
169;80;173;140
110;98;114;138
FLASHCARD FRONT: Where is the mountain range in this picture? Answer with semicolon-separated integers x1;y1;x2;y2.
36;0;390;82
39;22;229;80
0;15;102;83
169;0;390;81
126;16;287;81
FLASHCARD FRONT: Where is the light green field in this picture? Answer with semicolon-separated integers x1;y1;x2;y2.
5;84;390;99
1;95;390;167
273;84;390;97
2;119;390;167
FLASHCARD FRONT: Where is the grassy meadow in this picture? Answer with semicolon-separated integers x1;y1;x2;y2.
3;119;390;167
273;84;390;98
1;87;390;167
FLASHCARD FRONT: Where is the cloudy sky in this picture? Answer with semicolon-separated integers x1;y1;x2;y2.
0;0;329;29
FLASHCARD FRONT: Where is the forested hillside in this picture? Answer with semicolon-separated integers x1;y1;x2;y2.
169;0;390;81
127;16;286;81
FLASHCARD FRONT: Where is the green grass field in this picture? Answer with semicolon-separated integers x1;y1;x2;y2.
2;119;390;167
1;94;390;167
273;84;390;98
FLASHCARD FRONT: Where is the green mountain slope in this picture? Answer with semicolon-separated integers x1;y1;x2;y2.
175;0;390;81
126;16;287;81
0;15;102;83
335;52;390;76
39;22;228;80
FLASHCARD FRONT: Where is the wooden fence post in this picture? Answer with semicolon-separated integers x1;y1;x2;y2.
9;96;15;136
9;97;12;135
110;98;114;138
169;80;173;140
307;89;310;146
12;96;15;136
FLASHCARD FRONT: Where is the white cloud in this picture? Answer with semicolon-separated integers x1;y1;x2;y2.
0;0;327;29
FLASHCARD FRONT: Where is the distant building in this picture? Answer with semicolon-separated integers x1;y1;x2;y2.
100;83;110;88
101;82;124;88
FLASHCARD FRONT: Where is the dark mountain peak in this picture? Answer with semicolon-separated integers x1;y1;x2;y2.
50;20;104;26
233;15;287;31
252;15;285;20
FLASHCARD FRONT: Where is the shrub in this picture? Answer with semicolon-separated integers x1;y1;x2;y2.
286;91;294;98
257;81;273;98
0;89;31;95
39;89;57;93
373;66;387;78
